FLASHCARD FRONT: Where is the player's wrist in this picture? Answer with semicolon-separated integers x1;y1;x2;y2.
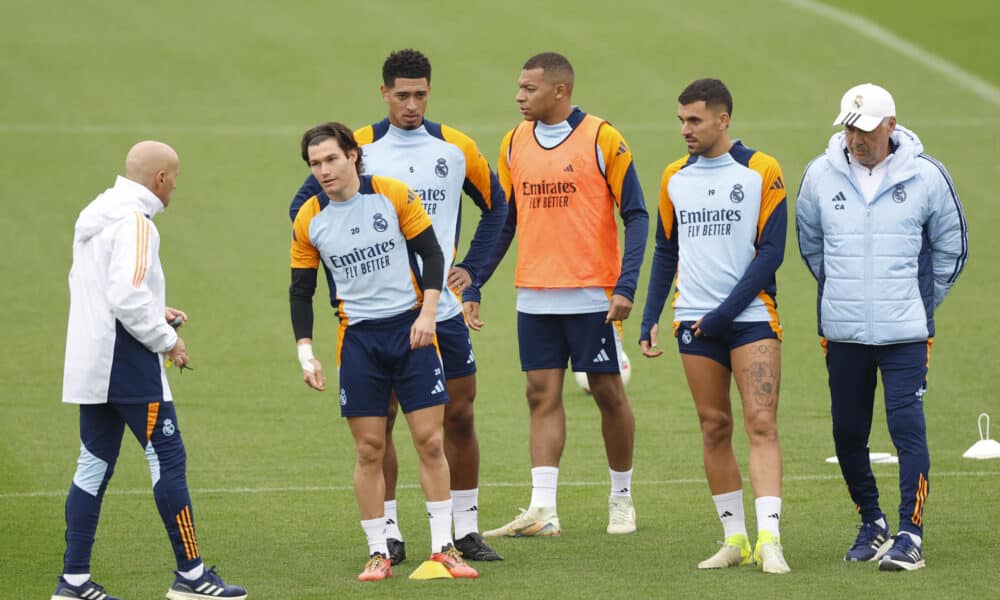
297;342;316;373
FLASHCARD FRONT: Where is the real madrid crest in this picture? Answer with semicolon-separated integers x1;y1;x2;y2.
681;329;693;344
372;212;389;232
853;95;863;109
435;158;448;178
892;184;907;203
729;183;744;204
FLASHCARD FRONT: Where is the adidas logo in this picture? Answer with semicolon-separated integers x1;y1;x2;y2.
385;518;396;525
563;163;574;172
466;350;475;364
720;510;734;518
616;488;629;494
463;505;479;512
770;176;785;190
593;349;611;363
616;141;628;156
831;191;847;203
769;513;780;520
431;379;445;394
194;582;227;596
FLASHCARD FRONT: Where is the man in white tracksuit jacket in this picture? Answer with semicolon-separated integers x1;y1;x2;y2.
54;141;246;600
796;84;968;573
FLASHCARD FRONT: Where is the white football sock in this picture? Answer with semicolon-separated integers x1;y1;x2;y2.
426;499;453;553
610;468;633;498
452;488;479;539
529;466;559;508
361;516;388;557
62;574;90;587
177;562;204;581
712;489;748;539
384;499;403;540
755;496;782;539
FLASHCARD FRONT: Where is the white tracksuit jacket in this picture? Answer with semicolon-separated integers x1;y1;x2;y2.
63;176;177;404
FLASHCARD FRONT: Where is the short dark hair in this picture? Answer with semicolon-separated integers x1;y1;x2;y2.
300;122;363;175
678;78;733;116
382;49;431;87
523;52;574;81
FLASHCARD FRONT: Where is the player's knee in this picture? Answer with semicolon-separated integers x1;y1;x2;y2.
589;377;629;412
73;445;115;495
354;436;386;467
444;402;475;440
744;413;778;443
699;413;734;446
886;412;926;446
832;421;867;446
150;440;187;482
526;388;560;413
413;430;445;462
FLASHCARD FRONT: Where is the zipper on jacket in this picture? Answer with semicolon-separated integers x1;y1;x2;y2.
864;205;873;344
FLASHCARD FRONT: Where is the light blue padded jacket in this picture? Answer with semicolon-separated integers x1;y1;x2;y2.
796;125;968;344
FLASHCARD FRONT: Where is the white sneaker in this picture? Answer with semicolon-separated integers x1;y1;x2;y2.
755;531;791;574
482;506;561;538
607;496;636;534
698;534;752;569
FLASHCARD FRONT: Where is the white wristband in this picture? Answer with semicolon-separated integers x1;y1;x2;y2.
297;343;316;373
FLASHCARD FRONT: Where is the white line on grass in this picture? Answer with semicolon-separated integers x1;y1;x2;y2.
0;116;998;137
3;470;997;500
784;0;1000;108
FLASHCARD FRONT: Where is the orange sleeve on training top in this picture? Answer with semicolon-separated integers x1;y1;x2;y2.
595;123;633;207
442;124;496;209
659;157;687;239
497;128;516;205
373;175;433;240
353;125;375;146
748;152;787;241
290;196;321;269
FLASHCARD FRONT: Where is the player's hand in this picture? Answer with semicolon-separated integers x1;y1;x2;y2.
166;336;189;368
410;313;436;349
606;294;633;323
463;301;484;331
303;359;326;391
640;324;663;358
447;266;473;294
165;306;188;328
693;317;704;338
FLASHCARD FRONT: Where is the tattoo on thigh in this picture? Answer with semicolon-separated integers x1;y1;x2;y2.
746;351;778;412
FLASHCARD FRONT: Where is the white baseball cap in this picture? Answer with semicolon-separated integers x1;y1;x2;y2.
833;83;896;132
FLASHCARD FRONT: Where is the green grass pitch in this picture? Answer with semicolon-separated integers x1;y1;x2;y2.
2;0;999;597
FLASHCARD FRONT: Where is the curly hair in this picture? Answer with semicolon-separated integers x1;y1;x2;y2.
382;48;431;87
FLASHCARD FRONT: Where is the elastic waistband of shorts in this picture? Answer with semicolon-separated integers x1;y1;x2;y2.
351;309;419;330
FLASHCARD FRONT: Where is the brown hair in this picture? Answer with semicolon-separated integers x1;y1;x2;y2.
300;122;364;175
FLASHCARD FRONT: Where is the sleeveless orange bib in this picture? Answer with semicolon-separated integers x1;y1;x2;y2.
510;115;621;288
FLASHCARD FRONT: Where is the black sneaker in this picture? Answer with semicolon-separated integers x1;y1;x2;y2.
52;576;120;600
454;532;504;561
387;538;406;565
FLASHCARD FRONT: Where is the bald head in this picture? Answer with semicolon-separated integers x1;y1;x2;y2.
125;141;179;206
